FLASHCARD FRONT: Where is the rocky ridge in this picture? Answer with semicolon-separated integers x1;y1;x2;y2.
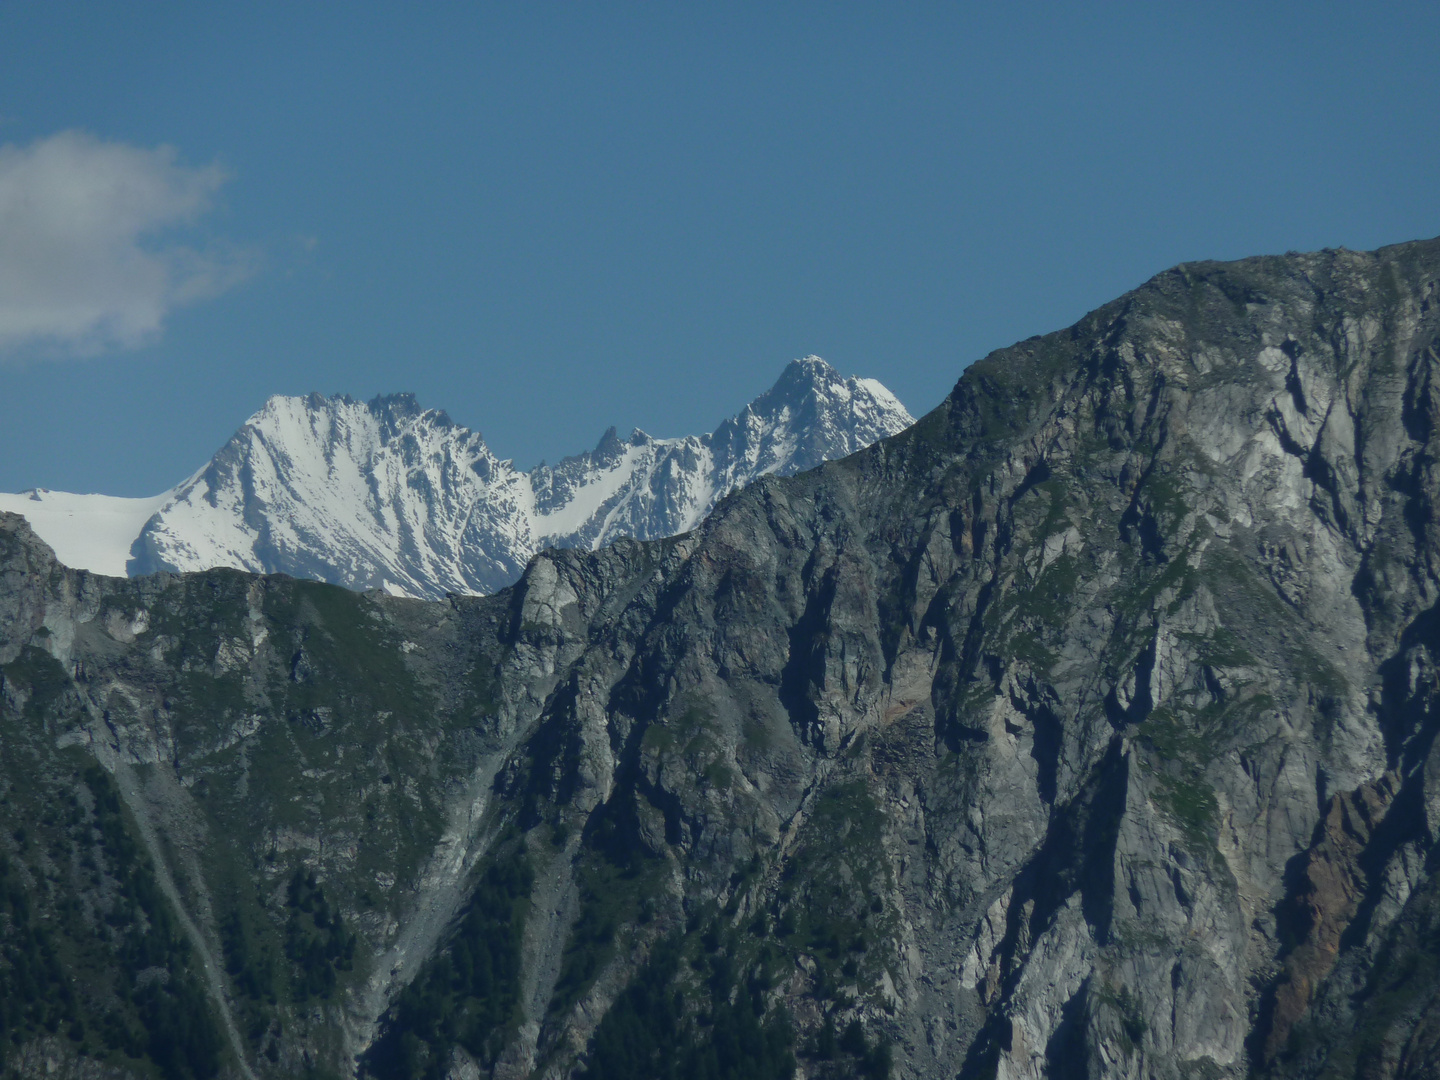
123;355;912;599
5;239;1440;1080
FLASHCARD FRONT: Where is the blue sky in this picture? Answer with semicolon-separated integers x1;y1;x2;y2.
1;3;1438;495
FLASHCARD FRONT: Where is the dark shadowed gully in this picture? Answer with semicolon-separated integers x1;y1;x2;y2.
7;239;1440;1078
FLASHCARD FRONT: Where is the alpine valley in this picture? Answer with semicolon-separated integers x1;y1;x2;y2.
9;239;1440;1080
0;357;913;600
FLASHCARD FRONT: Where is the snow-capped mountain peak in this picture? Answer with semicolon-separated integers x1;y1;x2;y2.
129;391;525;597
9;357;913;599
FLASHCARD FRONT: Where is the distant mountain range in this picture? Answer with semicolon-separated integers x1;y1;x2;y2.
0;357;912;598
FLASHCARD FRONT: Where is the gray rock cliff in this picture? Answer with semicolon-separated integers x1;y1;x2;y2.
6;239;1440;1079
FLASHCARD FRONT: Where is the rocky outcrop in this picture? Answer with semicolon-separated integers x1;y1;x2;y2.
7;239;1440;1080
1261;772;1399;1062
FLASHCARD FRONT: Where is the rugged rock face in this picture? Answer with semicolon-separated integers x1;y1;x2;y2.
125;356;912;599
6;238;1440;1080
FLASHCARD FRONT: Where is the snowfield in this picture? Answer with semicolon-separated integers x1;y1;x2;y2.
0;487;175;577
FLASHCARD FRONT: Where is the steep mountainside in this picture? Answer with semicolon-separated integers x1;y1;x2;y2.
6;239;1440;1080
0;356;909;601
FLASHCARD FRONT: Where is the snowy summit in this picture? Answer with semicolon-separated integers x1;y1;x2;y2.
2;357;913;599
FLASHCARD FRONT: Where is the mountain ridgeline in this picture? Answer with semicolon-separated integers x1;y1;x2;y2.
124;356;912;599
5;239;1440;1080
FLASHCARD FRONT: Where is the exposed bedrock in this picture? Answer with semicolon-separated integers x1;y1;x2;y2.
7;240;1440;1078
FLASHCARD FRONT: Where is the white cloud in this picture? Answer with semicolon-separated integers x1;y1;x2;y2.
0;131;254;356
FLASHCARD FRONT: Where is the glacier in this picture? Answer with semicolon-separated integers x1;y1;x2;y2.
0;487;175;577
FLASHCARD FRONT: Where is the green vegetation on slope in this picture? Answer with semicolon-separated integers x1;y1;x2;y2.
578;937;796;1080
0;647;225;1080
284;868;357;1002
363;851;534;1080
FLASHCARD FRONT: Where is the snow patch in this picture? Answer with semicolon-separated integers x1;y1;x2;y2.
0;487;173;577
